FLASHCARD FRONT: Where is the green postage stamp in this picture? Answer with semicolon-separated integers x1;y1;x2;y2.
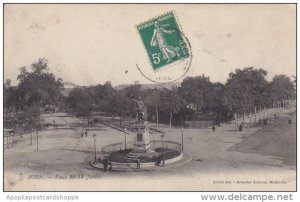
136;11;190;71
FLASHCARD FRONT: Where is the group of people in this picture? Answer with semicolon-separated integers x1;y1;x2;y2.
135;154;165;169
134;155;165;169
80;130;88;138
258;117;273;126
97;154;166;172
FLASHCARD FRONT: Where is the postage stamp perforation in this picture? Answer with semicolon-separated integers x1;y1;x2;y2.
152;51;191;74
172;10;186;38
135;10;174;29
151;44;191;74
134;22;155;73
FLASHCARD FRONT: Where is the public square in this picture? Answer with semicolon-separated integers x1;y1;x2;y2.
4;107;296;191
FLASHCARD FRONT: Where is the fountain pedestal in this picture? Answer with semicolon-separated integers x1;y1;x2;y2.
132;123;151;153
126;121;157;159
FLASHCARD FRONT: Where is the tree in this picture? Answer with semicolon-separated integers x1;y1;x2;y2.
67;87;93;121
119;84;142;118
4;79;12;112
144;88;161;122
269;75;296;104
181;75;214;114
168;87;186;125
158;87;186;125
211;82;233;123
17;58;64;109
226;67;269;115
87;82;118;115
4;86;21;112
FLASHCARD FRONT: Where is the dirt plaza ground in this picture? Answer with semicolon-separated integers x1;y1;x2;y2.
4;108;296;191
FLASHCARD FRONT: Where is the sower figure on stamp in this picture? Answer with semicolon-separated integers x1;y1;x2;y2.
150;21;180;63
131;96;147;122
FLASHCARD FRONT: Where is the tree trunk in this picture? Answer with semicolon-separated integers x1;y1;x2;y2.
241;102;245;122
260;105;262;119
254;107;257;123
120;113;122;127
234;113;238;131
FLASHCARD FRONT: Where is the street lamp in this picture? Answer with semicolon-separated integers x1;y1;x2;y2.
11;131;14;148
181;127;184;151
93;133;97;163
254;106;257;123
124;128;127;150
31;131;33;146
161;132;165;148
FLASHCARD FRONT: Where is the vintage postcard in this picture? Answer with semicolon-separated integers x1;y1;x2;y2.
3;4;296;191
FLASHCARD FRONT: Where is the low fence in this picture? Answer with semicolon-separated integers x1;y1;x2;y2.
150;140;182;152
101;141;134;153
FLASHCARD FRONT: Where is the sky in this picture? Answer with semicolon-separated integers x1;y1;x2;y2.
4;4;296;86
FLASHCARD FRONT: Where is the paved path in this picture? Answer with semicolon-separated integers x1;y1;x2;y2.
230;110;296;167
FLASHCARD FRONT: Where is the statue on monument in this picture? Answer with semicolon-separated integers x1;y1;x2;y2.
131;96;147;122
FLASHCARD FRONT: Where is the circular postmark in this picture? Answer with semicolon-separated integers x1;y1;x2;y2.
135;11;192;84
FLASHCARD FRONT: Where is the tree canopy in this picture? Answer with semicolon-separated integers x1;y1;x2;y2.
15;58;64;110
4;58;64;130
4;59;296;126
226;67;269;114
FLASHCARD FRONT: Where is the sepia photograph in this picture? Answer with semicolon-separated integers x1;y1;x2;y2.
3;3;296;191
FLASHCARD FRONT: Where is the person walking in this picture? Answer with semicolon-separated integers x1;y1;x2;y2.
156;155;162;166
136;158;141;169
102;156;109;172
108;162;113;171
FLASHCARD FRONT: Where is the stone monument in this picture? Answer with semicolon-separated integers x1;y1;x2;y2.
127;97;156;158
